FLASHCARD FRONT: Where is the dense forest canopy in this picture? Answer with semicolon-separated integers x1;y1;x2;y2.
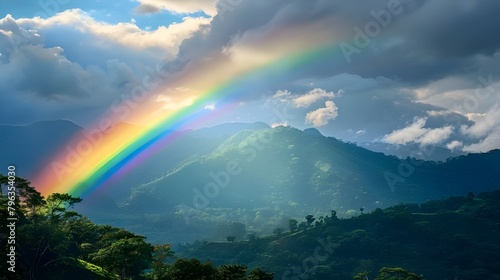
2;174;500;279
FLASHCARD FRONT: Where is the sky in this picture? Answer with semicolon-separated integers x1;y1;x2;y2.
1;0;500;153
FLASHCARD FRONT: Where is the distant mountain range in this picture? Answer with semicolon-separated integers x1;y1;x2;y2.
0;120;82;178
1;120;499;244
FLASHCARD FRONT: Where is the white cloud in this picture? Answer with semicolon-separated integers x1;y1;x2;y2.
418;126;453;145
383;117;453;146
204;104;216;111
15;9;210;53
446;140;463;151
460;104;500;138
305;100;338;127
293;88;335;108
462;129;500;153
271;121;289;128
383;118;428;145
356;129;366;135
272;88;337;108
461;104;500;152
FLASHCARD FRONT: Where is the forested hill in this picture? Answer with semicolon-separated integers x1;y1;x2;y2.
178;190;500;280
2;175;500;279
116;126;500;244
0;175;276;280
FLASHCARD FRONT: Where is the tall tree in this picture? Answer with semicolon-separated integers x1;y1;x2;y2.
217;264;247;280
151;243;176;279
248;268;275;280
288;219;298;233
91;236;153;280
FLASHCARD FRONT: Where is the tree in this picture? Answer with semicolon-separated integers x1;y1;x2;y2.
45;193;82;221
353;271;369;280
218;264;247;280
248;268;275;280
227;235;236;242
1;175;46;219
151;243;176;279
91;236;153;280
18;221;70;280
374;267;424;280
305;215;315;227
166;258;217;280
61;216;100;259
288;219;298;233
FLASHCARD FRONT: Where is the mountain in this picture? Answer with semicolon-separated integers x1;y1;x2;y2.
357;141;467;162
0;120;82;178
190;122;270;138
112;126;499;244
4;121;499;245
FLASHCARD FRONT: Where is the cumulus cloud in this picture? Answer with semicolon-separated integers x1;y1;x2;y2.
460;104;500;138
272;88;337;108
305;101;338;127
446;140;463;151
383;117;453;146
16;9;210;52
461;104;500;152
293;88;336;108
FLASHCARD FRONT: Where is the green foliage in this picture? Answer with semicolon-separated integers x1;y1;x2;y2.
218;264;247;280
180;190;500;280
0;175;275;280
151;243;175;279
166;258;217;280
248;268;275;280
374;267;424;280
90;236;153;280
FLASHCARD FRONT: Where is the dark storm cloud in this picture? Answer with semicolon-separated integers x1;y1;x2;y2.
165;0;500;88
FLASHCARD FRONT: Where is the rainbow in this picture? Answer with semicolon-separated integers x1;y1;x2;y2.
32;39;343;198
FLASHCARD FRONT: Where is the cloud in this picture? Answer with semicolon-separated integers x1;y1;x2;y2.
271;121;289;128
16;9;210;52
383;117;453;146
446;140;463;151
293;88;336;108
461;104;500;152
272;88;336;108
135;0;218;15
134;3;162;14
305;101;338;127
417;125;453;145
0;10;211;125
460;104;500;138
204;104;216;111
462;130;500;153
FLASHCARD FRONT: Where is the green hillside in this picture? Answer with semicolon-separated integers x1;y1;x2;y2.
117;126;500;244
178;190;500;280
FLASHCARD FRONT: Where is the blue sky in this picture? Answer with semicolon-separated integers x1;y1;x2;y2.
1;0;500;154
0;0;210;30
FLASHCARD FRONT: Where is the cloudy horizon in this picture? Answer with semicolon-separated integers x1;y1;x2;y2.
1;0;500;153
